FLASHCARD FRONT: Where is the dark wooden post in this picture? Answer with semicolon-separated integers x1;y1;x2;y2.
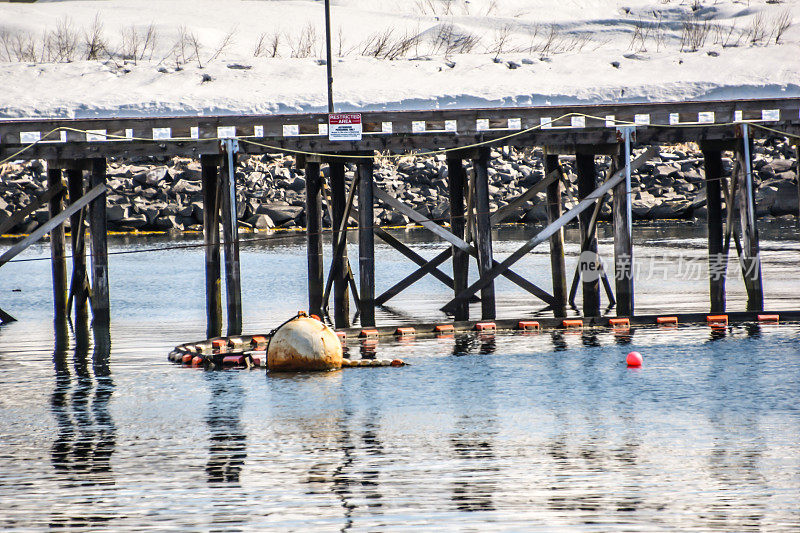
736;131;764;311
329;161;350;328
544;153;567;317
201;154;222;338
220;145;242;335
472;148;496;320
306;161;324;318
448;156;469;321
66;166;89;322
88;158;110;327
357;159;376;327
48;164;68;322
576;151;601;317
702;147;726;313
795;143;800;227
611;145;634;316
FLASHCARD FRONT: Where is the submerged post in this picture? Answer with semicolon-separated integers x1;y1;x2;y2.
88;158;110;327
329;161;350;328
576;150;601;317
612;130;634;316
737;124;764;311
357;158;375;327
306;161;324;318
201;154;222;337
220;140;242;335
472;147;496;320
66;165;89;322
544;153;567;317
47;163;68;323
448;156;469;321
702;146;726;313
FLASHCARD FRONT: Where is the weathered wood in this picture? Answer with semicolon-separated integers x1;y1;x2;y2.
489;168;559;225
47;166;68;321
702;147;726;313
448;156;469;320
0;306;15;324
88;158;110;326
374;185;554;305
201;154;222;337
576;152;600;317
375;228;455;288
441;148;657;310
220;145;242;335
796;143;800;226
376;248;452;306
736;133;764;311
305;161;324;318
67;168;89;321
358;160;376;327
568;195;606;308
473;148;496;319
544;154;567;317
611;145;634;316
329;162;350;328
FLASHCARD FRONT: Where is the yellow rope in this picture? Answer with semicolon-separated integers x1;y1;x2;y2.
1;110;796;166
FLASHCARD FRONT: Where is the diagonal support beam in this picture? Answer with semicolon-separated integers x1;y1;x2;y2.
0;183;106;268
0;183;65;237
0;306;16;324
567;193;616;308
441;147;657;311
373;185;556;306
489;168;560;225
322;172;360;310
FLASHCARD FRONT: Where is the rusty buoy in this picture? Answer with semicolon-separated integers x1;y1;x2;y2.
267;315;343;372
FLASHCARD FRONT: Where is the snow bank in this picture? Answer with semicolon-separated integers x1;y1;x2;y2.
0;0;798;119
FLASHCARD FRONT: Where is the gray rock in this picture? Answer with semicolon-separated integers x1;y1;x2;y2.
257;204;303;224
246;214;275;229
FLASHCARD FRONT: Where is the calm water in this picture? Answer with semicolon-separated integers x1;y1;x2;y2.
1;222;800;531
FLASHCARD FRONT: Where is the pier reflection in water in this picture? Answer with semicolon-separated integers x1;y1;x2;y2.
0;222;799;530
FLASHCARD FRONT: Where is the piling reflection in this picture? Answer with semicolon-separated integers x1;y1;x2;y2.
49;318;116;527
204;372;247;484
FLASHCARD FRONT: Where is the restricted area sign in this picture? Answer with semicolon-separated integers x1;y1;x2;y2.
328;113;362;141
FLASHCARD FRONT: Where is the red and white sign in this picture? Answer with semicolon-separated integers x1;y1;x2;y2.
328;113;362;141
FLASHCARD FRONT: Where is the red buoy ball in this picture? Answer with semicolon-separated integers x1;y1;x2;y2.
626;351;643;367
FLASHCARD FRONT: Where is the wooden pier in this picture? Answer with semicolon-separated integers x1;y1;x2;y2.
1;98;799;336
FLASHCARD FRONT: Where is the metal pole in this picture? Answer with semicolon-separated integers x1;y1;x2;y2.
324;0;334;113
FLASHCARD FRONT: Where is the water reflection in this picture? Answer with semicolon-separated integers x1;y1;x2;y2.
452;333;497;356
204;372;247;484
49;319;116;527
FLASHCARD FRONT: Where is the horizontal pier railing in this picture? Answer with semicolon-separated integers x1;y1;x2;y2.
1;98;799;161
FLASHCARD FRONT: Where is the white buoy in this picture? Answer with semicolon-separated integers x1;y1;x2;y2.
267;316;343;371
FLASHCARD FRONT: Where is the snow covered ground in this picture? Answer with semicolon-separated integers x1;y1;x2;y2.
0;0;798;119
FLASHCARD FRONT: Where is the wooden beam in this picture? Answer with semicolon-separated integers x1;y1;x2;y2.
448;156;469;321
568;195;606;308
0;182;64;236
0;306;16;324
576;152;600;317
305;161;324;318
473;148;496;319
358;160;376;327
375;248;452;306
329;162;351;328
441;147;657;311
220;144;242;335
544;154;567;317
489;168;559;225
47;166;68;322
736;132;764;311
88;158;110;326
0;183;107;267
702;147;726;313
67;168;89;322
611;142;634;316
201;154;222;338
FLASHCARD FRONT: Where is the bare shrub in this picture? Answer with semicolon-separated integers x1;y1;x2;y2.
121;23;158;63
711;22;743;48
48;17;79;62
253;31;281;58
83;14;107;60
746;12;768;45
487;23;512;59
289;22;318;58
681;16;711;51
207;27;236;64
772;9;793;43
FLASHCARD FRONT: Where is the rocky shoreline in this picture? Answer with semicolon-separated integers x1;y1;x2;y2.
1;139;797;236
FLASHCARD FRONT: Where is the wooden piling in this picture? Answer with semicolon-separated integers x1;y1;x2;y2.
576;151;601;317
447;156;469;321
357;159;376;327
88;158;110;326
329;162;350;328
220;147;242;335
201;154;222;337
544;153;567;317
305;161;324;318
702;147;726;313
611;147;634;316
472;148;496;320
736;134;764;311
47;164;68;322
66;166;89;322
